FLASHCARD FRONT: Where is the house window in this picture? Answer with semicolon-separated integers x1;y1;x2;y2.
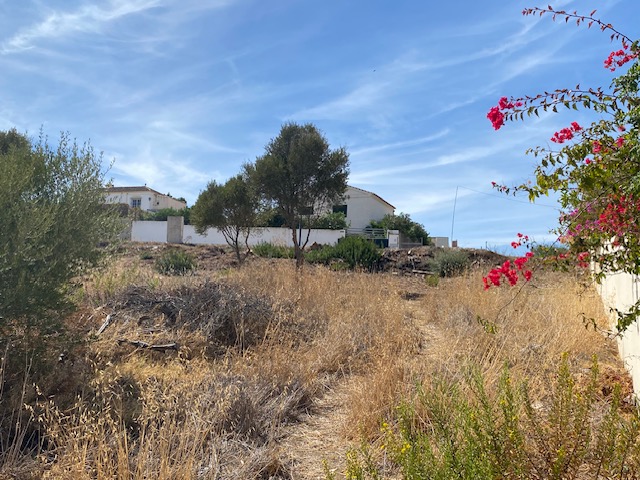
299;206;314;215
333;205;347;215
131;198;142;209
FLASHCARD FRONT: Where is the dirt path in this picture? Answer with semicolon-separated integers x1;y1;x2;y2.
280;378;355;479
279;294;438;479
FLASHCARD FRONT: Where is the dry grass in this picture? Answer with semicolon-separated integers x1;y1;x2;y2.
0;246;630;479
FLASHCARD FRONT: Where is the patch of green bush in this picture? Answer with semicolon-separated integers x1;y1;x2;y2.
307;211;349;230
332;236;381;270
307;236;380;270
339;356;640;479
433;249;470;277
302;245;333;264
251;242;294;259
141;207;191;224
532;243;569;258
252;238;380;270
154;250;196;275
369;212;430;244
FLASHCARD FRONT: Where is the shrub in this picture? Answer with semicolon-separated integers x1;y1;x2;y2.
252;242;294;259
307;212;349;230
0;129;121;332
369;213;430;244
305;237;381;270
141;207;191;224
154;250;196;275
433;249;470;277
304;245;336;264
330;236;381;270
339;356;640;480
532;243;569;258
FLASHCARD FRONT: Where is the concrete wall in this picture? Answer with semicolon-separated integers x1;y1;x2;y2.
131;221;168;242
167;216;184;243
432;236;450;248
132;221;345;247
597;271;640;393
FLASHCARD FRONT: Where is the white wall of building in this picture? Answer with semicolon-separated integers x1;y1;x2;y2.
341;186;394;230
597;271;640;393
106;192;155;211
105;190;186;211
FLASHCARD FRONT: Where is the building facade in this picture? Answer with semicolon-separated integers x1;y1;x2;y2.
332;185;395;230
104;186;187;212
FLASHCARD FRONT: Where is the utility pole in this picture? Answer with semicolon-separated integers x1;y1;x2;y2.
450;186;459;246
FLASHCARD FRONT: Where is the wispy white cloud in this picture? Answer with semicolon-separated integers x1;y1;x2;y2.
350;146;494;184
2;0;162;53
288;82;389;121
1;0;237;54
350;129;450;156
111;144;215;201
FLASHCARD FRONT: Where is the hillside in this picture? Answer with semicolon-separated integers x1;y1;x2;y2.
0;243;632;479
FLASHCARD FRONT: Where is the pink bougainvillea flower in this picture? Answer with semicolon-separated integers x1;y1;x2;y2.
604;47;638;71
487;106;505;130
498;97;513;109
592;141;602;153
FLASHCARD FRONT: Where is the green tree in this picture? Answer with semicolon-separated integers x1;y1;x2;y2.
256;207;287;227
0;130;121;333
141;206;191;224
247;122;349;268
370;213;430;244
191;174;259;263
307;211;349;230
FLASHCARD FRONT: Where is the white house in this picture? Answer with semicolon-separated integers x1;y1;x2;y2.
104;186;187;212
332;185;395;230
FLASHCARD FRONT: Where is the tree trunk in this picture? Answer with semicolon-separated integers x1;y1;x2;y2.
291;226;304;269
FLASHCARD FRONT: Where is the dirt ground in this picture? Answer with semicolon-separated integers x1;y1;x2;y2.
124;242;509;276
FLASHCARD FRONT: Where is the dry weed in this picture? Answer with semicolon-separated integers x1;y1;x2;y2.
0;247;630;479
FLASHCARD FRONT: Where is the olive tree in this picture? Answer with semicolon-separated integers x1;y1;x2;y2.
0;130;121;334
247;122;349;268
191;174;259;263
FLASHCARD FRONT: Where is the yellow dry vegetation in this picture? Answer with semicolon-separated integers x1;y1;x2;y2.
0;246;628;479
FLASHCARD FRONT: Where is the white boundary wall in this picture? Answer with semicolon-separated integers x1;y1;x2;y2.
597;271;640;393
131;221;345;247
131;221;167;243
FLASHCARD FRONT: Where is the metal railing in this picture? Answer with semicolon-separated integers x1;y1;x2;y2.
346;227;386;239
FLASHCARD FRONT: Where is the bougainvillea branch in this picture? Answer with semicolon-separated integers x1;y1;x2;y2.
486;6;640;333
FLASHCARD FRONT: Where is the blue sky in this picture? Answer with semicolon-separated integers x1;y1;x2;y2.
1;0;638;248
